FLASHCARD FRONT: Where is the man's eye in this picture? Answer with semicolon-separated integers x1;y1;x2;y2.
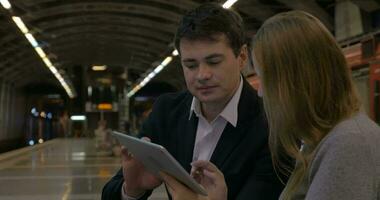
185;64;197;69
208;60;221;65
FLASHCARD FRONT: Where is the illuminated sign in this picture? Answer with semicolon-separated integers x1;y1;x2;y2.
98;103;112;110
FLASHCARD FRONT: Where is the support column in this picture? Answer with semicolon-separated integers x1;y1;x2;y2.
335;0;364;41
369;62;380;124
0;79;4;138
0;81;7;137
118;89;130;133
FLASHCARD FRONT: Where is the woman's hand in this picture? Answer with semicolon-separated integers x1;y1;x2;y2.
191;160;227;200
160;160;227;200
160;172;209;200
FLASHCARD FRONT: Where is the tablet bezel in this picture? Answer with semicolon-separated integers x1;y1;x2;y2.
111;131;207;196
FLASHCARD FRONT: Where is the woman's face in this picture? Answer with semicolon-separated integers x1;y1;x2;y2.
251;52;263;97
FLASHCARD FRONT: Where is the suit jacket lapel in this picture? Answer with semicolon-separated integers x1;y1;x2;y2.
210;122;244;168
177;99;198;173
210;79;259;168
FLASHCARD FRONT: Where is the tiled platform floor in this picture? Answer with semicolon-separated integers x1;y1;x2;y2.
0;138;167;200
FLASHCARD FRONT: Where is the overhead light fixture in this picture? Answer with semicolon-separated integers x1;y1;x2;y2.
127;55;174;97
0;0;11;9
57;77;64;84
92;65;107;71
161;56;173;66
147;72;156;79
172;49;179;56
223;0;239;8
8;14;76;98
61;82;68;88
153;65;164;74
49;66;58;74
25;33;38;47
42;57;53;67
12;16;29;33
143;76;151;82
35;47;46;58
127;92;134;97
70;115;86;121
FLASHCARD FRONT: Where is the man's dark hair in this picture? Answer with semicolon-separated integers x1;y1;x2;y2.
174;3;246;57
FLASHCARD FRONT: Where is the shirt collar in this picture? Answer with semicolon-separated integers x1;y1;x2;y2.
189;76;243;127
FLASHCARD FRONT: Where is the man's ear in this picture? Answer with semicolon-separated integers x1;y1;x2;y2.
239;44;248;70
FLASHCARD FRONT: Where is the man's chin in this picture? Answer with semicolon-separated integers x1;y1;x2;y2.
196;95;218;104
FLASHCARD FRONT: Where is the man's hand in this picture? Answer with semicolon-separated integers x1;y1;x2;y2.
121;137;162;197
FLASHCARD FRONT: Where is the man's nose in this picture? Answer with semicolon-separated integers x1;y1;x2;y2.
196;64;212;81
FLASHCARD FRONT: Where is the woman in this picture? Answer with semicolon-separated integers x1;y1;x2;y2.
162;10;380;200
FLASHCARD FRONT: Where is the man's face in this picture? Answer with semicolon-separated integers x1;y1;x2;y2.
179;35;246;105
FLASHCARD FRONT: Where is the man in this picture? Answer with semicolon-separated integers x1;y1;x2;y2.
102;3;285;200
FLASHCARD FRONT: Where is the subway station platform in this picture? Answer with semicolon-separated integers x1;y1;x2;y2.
0;139;167;200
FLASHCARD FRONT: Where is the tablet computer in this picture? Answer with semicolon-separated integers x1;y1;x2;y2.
111;131;207;196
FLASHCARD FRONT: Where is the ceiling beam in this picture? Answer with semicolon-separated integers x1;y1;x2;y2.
23;3;182;25
277;0;334;31
49;26;172;44
49;32;167;51
37;14;177;35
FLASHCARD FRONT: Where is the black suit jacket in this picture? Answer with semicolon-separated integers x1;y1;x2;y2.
102;80;285;200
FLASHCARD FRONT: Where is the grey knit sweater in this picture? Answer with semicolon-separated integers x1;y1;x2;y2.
282;113;380;200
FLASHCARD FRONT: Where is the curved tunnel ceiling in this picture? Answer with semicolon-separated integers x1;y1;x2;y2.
0;0;379;93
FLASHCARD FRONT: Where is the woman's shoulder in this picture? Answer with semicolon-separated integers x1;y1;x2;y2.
302;113;380;200
310;112;380;178
318;113;379;151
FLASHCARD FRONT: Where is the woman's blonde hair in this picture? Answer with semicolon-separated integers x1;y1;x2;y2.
252;11;361;199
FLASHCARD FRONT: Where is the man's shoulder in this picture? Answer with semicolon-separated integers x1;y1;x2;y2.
153;90;193;111
240;79;260;101
238;79;263;119
156;90;192;103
